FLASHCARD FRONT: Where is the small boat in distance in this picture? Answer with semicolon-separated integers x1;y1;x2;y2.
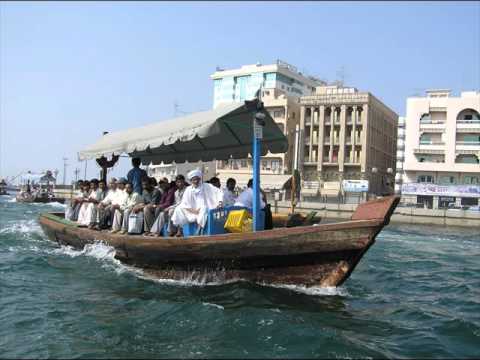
39;195;399;288
16;171;65;204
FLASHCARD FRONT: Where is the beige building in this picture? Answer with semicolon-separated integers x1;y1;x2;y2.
299;85;398;198
400;89;480;209
211;60;325;189
216;88;301;189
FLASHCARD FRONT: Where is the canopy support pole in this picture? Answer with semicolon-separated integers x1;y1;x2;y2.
253;127;261;232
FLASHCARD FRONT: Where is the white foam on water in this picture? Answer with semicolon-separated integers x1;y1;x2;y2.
48;241;140;276
0;219;42;235
202;302;225;310
6;197;17;203
28;201;66;208
264;283;349;297
138;271;242;287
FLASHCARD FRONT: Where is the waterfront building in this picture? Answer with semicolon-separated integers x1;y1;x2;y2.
210;60;324;109
401;89;480;209
395;116;406;194
299;85;398;199
211;60;325;189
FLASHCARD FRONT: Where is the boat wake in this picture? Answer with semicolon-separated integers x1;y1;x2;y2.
265;283;349;297
49;241;143;276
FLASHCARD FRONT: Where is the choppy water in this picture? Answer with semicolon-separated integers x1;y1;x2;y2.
1;194;479;359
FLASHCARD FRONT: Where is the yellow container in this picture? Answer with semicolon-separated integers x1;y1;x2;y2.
224;209;252;233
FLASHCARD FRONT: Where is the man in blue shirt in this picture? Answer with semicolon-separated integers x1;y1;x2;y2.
127;157;148;195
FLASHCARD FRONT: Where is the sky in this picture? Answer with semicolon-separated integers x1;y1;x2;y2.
1;1;479;183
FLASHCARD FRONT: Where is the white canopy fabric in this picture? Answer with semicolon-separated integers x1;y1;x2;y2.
78;102;288;165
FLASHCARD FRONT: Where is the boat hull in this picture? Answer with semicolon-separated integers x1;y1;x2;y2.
39;196;399;287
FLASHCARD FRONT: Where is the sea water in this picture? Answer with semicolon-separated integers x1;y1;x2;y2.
1;195;479;358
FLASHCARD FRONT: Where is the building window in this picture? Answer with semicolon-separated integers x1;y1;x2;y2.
464;176;479;184
456;155;480;164
417;175;434;183
439;176;456;185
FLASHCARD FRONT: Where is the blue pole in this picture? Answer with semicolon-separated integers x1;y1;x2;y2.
252;124;261;232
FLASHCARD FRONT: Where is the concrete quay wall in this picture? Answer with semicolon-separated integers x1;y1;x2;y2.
274;201;480;227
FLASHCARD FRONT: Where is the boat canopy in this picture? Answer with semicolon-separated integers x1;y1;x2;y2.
78;102;288;165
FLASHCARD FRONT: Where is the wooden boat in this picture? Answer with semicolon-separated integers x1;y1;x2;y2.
16;192;65;204
39;195;399;288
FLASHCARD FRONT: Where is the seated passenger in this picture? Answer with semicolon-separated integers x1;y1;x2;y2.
96;178;119;229
111;182;142;234
133;177;161;235
234;179;266;209
235;178;273;230
77;179;106;228
171;169;223;237
223;177;237;207
209;177;221;189
149;175;185;237
66;180;86;221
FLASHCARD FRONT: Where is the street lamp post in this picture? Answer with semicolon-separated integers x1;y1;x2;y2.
62;157;68;185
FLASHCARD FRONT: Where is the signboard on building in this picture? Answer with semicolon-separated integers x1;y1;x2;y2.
342;180;369;193
401;183;480;198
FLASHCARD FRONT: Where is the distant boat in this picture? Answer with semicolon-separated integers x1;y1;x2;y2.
0;179;9;196
39;196;399;288
16;191;65;204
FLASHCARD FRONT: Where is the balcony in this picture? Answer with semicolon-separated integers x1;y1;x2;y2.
324;137;331;145
456;141;480;151
346;137;352;144
419;140;444;145
420;119;446;125
457;119;480;124
456;120;480;132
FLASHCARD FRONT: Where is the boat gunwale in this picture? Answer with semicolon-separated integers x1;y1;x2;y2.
39;211;384;246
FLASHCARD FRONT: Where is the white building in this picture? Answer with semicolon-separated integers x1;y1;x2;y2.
395;116;406;194
401;89;480;209
211;60;324;108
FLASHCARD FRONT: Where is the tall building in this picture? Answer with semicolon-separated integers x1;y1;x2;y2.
211;60;324;108
216;88;301;189
299;85;398;198
401;89;480;209
395;116;406;194
211;60;325;189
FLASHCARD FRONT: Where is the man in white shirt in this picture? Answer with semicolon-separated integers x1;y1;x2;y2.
111;182;142;234
77;179;106;228
234;179;266;209
171;169;223;236
222;177;237;207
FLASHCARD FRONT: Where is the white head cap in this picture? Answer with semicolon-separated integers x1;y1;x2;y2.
187;168;202;181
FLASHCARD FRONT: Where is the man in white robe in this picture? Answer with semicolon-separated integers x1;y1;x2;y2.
171;169;223;236
66;180;88;221
77;179;105;228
